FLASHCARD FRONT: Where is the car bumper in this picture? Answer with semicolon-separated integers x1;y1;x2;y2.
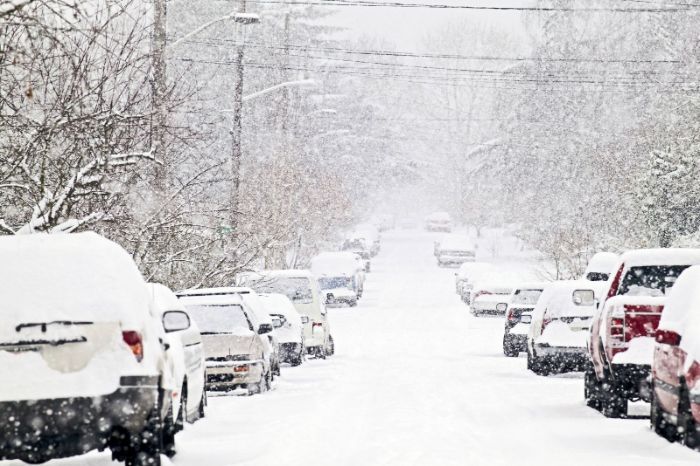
206;361;263;390
0;376;159;463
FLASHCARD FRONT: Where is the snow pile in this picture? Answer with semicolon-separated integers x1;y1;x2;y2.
613;337;657;365
311;251;360;276
0;232;150;341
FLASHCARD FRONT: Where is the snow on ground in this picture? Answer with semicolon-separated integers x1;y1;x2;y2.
3;228;700;465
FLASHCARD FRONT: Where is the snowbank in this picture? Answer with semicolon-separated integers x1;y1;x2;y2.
613;337;656;365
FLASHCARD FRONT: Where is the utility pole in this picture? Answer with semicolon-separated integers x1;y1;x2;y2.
152;0;168;192
230;0;247;232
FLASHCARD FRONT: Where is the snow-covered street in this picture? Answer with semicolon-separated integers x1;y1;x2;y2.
6;229;699;466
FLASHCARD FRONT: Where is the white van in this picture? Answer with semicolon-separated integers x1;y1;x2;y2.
242;270;334;358
0;233;174;466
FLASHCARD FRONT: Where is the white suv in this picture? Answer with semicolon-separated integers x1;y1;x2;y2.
0;233;174;466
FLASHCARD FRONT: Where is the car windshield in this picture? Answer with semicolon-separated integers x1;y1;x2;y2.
618;265;689;297
318;277;353;290
511;289;543;305
184;304;251;334
252;277;313;303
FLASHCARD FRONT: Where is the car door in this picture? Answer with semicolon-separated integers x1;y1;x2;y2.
179;319;204;417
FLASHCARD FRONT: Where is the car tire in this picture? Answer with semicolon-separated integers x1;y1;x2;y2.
528;349;549;376
503;336;519;357
175;382;187;432
326;335;335;357
349;300;358;307
584;365;602;411
291;351;303;366
125;402;165;466
651;389;678;442
601;385;627;419
197;387;206;420
681;381;700;450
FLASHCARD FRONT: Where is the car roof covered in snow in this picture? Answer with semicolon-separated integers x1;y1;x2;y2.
583;252;619;275
427;211;451;221
472;281;515;293
148;283;186;315
256;269;314;279
457;261;495;278
257;293;300;319
0;232;150;336
311;252;359;275
512;282;551;292
659;265;700;336
533;280;607;319
620;248;700;267
176;288;245;305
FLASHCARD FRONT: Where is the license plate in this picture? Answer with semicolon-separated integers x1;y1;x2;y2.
520;315;532;324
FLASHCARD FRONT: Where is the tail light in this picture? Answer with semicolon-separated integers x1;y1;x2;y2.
122;331;144;362
655;329;681;346
312;322;323;328
687;360;700;390
233;365;249;373
506;309;517;324
607;306;627;357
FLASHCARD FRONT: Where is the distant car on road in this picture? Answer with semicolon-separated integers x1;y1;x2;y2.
425;211;452;232
470;282;514;316
527;280;605;375
456;262;497;302
436;235;476;267
258;293;307;367
582;251;619;282
176;289;275;395
502;283;547;357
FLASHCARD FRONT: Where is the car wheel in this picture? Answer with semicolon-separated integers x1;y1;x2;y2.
651;389;678;442
584;364;602;411
197;387;206;420
502;336;518;357
125;403;165;466
175;383;187;432
681;381;700;449
349;300;358;307
326;335;335;357
601;384;627;418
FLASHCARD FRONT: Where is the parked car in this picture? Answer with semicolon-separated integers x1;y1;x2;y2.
456;262;497;302
242;270;334;359
470;282;514;316
148;283;206;427
310;251;364;304
340;240;372;273
527;281;606;375
425;211;452;232
502;283;547;357
649;265;700;447
176;288;275;395
436;235;476;267
585;248;700;418
582;251;619;282
258;293;307;366
0;233;175;466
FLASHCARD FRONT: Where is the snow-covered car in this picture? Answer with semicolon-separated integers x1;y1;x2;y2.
582;251;619;282
148;283;206;426
0;233;176;466
586;249;700;418
436;235;476;267
242;270;334;359
425;211;452;232
455;262;497;301
649;265;700;446
341;238;373;271
470;282;514;316
527;281;605;375
176;289;275;395
258;293;307;366
502;283;547;357
311;251;364;304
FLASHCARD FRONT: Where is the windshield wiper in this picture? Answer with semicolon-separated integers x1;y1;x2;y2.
15;320;93;333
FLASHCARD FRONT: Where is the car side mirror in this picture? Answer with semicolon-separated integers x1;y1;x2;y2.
162;310;190;333
272;317;282;329
300;315;310;325
572;289;595;306
258;323;273;335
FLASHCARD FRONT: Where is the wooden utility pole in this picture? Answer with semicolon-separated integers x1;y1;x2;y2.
152;0;168;191
230;0;247;231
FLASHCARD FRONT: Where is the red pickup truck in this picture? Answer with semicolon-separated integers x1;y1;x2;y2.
585;249;700;418
651;265;700;449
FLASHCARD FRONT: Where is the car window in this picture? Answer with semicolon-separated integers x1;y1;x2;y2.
184;304;252;334
251;277;313;303
618;265;689;297
585;272;609;282
318;277;354;290
511;289;543;305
